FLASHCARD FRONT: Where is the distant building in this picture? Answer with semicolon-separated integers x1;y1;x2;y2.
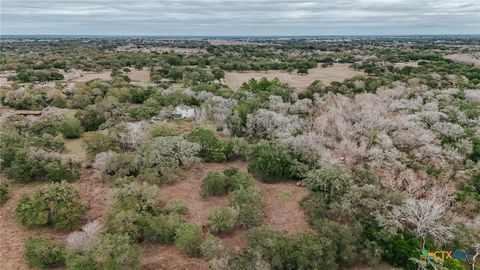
171;105;195;119
154;78;174;84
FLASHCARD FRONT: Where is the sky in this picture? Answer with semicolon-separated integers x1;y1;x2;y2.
1;0;479;36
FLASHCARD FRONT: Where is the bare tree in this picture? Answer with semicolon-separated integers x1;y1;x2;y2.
119;121;147;150
92;151;115;180
394;197;454;250
66;219;104;249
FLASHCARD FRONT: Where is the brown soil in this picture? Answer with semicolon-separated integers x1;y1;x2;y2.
224;63;364;91
127;69;150;82
140;243;209;270
255;180;310;235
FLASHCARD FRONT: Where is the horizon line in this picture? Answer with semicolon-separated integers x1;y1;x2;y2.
2;33;480;37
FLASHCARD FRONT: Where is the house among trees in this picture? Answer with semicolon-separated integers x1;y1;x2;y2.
171;105;195;119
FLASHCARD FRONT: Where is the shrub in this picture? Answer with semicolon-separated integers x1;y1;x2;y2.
137;166;181;186
149;122;180;137
227;249;269;270
230;186;264;228
0;182;8;206
186;128;224;161
245;227;337;270
65;249;97;270
15;181;85;230
223;167;253;191
24;236;65;268
303;164;352;204
106;182;165;242
248;141;307;183
174;222;203;256
138;136;200;180
379;232;421;269
106;209;145;240
219;137;249;161
51;95;67;108
108;181;160;213
7;147;80;183
163;199;189;216
200;234;226;260
91;233;140;270
105;152;138;178
355;169;378;186
201;171;227;197
60;117;83;139
207;206;237;235
74;105;107;131
143;213;186;243
29;119;61;136
245;227;298;269
83;132;119;159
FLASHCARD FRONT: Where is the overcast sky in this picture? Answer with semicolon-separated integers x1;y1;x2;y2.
1;0;479;36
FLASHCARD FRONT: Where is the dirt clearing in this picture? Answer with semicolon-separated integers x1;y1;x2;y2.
224;63;364;91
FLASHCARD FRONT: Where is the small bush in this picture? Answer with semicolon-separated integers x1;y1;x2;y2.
60;117;83;139
186;128;223;160
15;181;85;230
24;236;65;268
174;222;203;256
83;132;119;159
106;209;145;240
29;119;61;136
201;171;226;197
248;141;308;183
303;164;352;204
105;152;138;178
7;147;80;183
355;169;377;186
0;182;8;206
207;206;237;235
245;227;337;270
144;213;186;243
200;234;226;260
137;166;181;186
230;186;264;228
65;249;97;270
149;122;180;137
223;167;253;191
109;181;160;213
91;233;140;270
163;199;189;216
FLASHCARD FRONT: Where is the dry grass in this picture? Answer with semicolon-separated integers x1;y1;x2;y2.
224;63;365;91
63;138;87;161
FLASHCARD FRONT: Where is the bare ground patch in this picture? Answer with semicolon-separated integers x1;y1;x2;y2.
140;243;208;270
224;63;364;91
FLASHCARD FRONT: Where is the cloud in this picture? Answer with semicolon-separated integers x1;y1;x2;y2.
1;0;479;35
